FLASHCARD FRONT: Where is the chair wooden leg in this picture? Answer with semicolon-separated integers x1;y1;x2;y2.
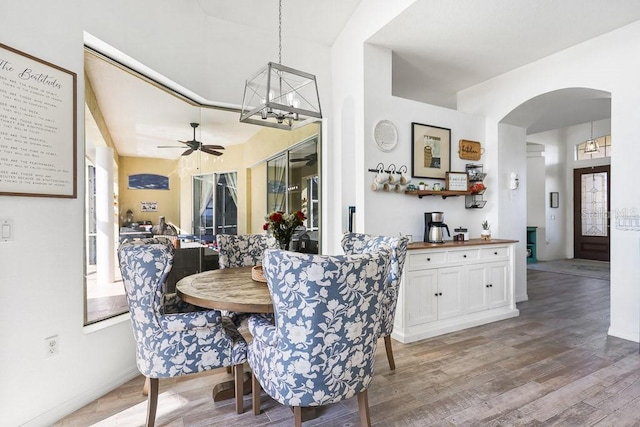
293;406;303;427
234;364;244;414
142;376;150;396
252;372;261;416
226;366;232;374
357;390;371;427
146;377;159;427
384;335;396;371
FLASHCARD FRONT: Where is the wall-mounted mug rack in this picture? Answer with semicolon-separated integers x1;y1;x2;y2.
368;163;411;192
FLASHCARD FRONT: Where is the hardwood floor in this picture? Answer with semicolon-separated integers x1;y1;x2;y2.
55;269;640;426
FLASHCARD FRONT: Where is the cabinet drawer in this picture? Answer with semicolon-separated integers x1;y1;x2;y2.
408;251;446;269
447;249;479;262
479;246;510;259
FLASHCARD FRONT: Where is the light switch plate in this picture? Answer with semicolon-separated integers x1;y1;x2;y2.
1;218;13;242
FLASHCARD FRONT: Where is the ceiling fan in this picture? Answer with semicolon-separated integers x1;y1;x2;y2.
158;122;225;156
290;152;317;166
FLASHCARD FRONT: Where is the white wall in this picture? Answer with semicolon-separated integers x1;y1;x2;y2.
526;119;611;261
0;2;139;426
458;22;640;342
526;144;546;260
497;124;528;302
362;44;487;242
330;0;419;252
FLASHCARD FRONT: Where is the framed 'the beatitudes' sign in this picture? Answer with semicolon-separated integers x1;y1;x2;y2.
0;43;77;198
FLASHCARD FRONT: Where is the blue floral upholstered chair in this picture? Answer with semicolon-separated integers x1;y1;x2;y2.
216;233;278;269
118;238;248;426
247;248;391;427
341;233;409;371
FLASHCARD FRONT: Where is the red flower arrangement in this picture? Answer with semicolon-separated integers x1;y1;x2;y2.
263;210;306;249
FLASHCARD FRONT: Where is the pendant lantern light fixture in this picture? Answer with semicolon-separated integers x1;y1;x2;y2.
240;0;322;130
584;121;600;153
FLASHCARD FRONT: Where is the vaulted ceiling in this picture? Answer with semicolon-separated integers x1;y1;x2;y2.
85;1;640;159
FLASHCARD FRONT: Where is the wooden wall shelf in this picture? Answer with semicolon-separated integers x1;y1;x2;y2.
405;190;470;199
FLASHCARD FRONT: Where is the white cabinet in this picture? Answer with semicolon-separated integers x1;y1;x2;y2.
393;240;519;344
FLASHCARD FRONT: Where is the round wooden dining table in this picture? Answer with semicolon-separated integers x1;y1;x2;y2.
176;265;273;314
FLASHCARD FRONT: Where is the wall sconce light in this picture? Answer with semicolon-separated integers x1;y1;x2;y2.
509;172;519;190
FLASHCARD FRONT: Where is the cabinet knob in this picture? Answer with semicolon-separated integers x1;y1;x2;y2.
434;293;438;297
439;292;443;296
494;251;498;255
489;284;493;287
427;257;431;261
463;254;467;258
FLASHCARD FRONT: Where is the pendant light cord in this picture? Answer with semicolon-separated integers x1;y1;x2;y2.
278;0;282;64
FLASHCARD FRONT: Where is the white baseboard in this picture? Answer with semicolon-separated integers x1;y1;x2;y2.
22;366;140;427
608;326;640;344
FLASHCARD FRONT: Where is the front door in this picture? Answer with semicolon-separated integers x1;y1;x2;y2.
573;165;610;261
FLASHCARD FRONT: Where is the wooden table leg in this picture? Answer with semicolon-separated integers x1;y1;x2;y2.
212;370;252;402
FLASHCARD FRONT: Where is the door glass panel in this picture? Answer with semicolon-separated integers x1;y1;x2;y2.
581;172;608;237
216;172;238;235
193;172;238;237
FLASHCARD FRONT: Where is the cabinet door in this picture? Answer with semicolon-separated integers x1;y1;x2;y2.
486;262;508;309
466;264;488;314
406;270;438;326
437;266;465;319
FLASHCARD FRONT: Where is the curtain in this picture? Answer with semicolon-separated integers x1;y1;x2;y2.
223;172;238;206
199;175;214;230
273;155;287;211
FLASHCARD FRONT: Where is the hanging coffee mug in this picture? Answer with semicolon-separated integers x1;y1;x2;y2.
375;171;388;184
387;164;398;184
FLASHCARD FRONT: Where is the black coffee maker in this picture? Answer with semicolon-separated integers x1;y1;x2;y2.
424;211;450;243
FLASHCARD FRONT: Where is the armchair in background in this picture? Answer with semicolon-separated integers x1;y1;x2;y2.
341;233;409;370
216;233;278;268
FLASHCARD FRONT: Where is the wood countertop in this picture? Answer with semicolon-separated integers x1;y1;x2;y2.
408;238;518;250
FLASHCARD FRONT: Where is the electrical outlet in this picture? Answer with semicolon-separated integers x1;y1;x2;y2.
45;335;59;358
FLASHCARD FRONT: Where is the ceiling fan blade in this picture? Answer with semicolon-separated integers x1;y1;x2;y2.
202;145;225;150
200;146;224;156
290;158;307;162
181;148;194;156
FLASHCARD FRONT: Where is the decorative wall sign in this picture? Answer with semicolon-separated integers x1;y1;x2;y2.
411;123;451;179
140;201;158;212
458;139;482;161
128;173;169;190
446;172;469;191
0;43;77;198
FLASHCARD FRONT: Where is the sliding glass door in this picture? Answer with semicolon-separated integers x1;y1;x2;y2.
193;172;238;240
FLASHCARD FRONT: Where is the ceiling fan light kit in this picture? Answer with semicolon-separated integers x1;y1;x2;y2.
240;0;322;131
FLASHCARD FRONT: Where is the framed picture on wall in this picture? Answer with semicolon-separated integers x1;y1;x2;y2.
411;123;451;179
446;172;469;191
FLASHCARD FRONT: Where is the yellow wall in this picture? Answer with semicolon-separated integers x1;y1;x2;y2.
120;122;320;235
118;157;181;227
